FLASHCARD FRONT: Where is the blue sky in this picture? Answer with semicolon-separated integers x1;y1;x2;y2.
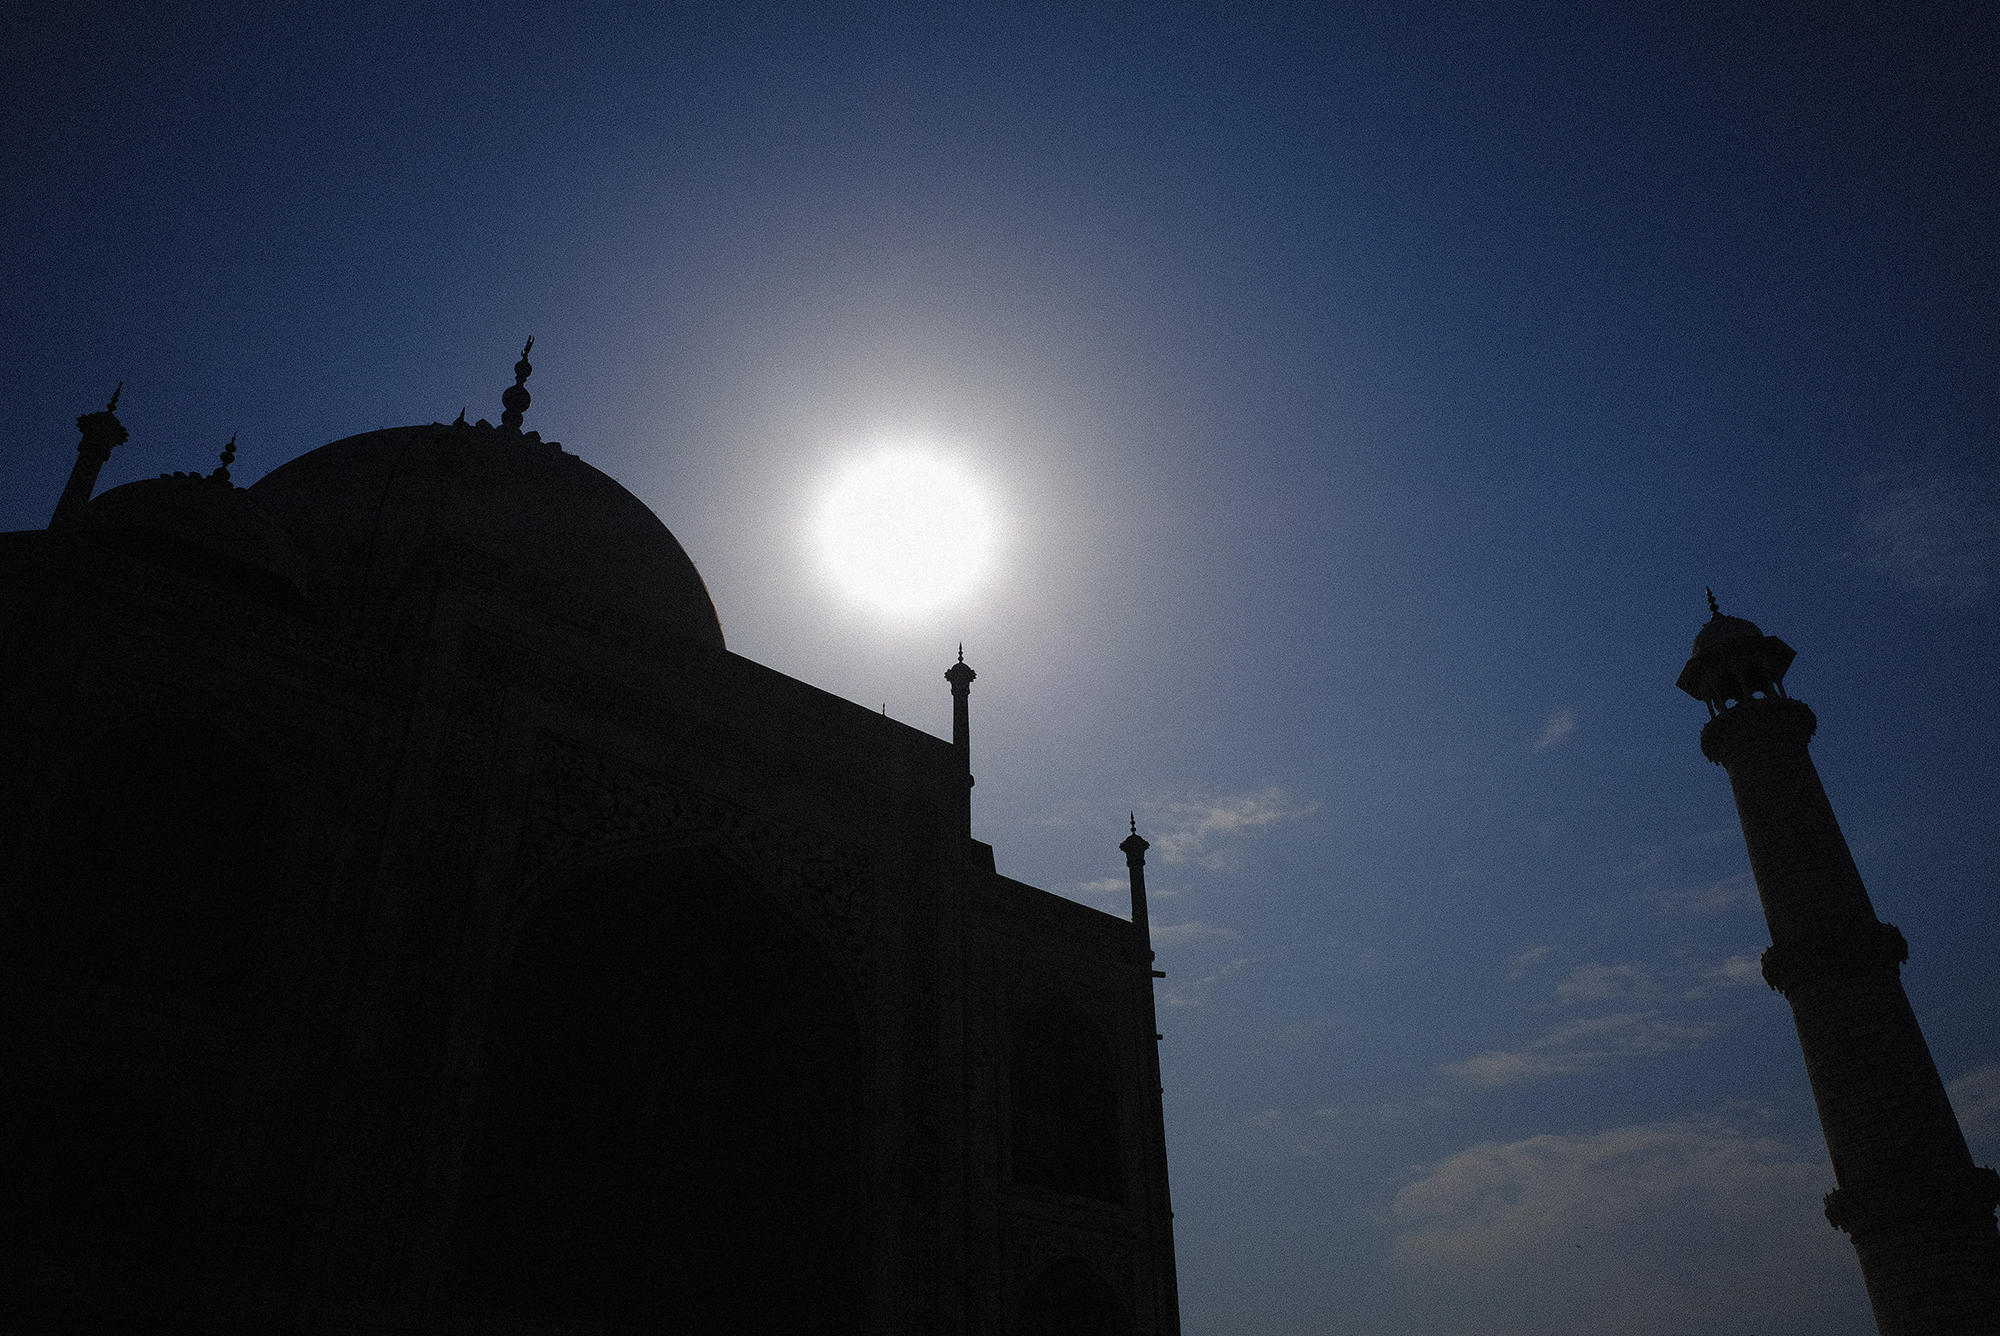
5;4;1997;1332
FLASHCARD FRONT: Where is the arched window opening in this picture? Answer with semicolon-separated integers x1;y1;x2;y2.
2;717;288;1011
460;850;866;1332
1017;1256;1133;1336
1009;998;1124;1204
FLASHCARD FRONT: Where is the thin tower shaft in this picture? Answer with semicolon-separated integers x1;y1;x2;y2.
1679;601;2000;1335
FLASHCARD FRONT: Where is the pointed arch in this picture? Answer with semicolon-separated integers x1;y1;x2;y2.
458;843;867;1331
1009;995;1126;1204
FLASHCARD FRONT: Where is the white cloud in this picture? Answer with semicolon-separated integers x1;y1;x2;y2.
1506;944;1553;980
1532;707;1578;751
1659;870;1757;914
1145;785;1319;869
1553;963;1657;1005
1160;953;1260;1008
1075;875;1127;896
1850;471;2000;605
1949;1063;2000;1164
1442;1011;1717;1087
1705;954;1764;988
1386;1119;1865;1335
1150;920;1240;944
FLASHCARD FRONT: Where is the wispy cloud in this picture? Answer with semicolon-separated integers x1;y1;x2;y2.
1150;920;1240;944
1386;1119;1861;1334
1243;1104;1351;1159
1531;708;1577;751
1442;1011;1718;1087
1552;963;1657;1005
1506;945;1553;981
1705;954;1763;988
1949;1063;2000;1163
1630;827;1757;915
1161;953;1261;1008
1146;785;1320;869
1075;875;1127;896
1848;469;2000;605
1659;870;1757;914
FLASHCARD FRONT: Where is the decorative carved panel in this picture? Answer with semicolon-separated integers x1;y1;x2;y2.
522;736;872;992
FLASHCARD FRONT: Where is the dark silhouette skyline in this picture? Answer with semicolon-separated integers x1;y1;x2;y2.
1;367;1181;1332
4;6;1997;1332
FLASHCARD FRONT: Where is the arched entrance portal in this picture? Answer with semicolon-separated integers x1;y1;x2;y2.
459;847;867;1332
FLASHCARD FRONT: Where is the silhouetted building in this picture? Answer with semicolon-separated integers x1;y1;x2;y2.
1678;594;2000;1335
0;357;1181;1335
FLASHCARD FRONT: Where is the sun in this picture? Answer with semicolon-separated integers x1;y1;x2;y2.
815;449;998;616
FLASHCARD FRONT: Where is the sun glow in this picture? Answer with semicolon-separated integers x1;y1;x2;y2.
815;449;999;616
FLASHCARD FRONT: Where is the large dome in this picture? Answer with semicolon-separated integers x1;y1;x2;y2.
249;420;723;648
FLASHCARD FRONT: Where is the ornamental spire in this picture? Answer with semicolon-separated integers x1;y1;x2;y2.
500;337;534;430
1706;586;1720;617
209;435;237;485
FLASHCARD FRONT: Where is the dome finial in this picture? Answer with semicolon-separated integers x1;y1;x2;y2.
209;434;237;485
500;336;535;430
1706;586;1721;617
1129;811;1137;835
105;382;123;413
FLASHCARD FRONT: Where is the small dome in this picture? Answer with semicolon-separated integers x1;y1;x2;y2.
249;421;724;648
1692;612;1763;654
73;474;311;608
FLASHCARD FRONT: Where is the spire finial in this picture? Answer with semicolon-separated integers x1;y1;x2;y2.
1706;587;1721;617
957;643;965;664
1129;811;1137;835
209;434;237;485
106;382;123;413
500;336;535;430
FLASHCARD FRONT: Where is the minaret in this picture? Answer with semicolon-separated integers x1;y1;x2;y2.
1678;593;2000;1334
49;385;131;528
1121;813;1153;948
945;646;976;843
1123;815;1180;1331
500;337;534;430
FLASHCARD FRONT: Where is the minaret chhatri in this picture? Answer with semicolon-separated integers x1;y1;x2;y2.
1678;592;2000;1334
48;384;130;528
945;645;976;843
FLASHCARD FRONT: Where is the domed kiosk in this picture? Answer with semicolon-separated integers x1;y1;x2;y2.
0;354;1182;1335
69;469;312;614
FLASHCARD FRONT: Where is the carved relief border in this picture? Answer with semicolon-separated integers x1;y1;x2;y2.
521;734;873;995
